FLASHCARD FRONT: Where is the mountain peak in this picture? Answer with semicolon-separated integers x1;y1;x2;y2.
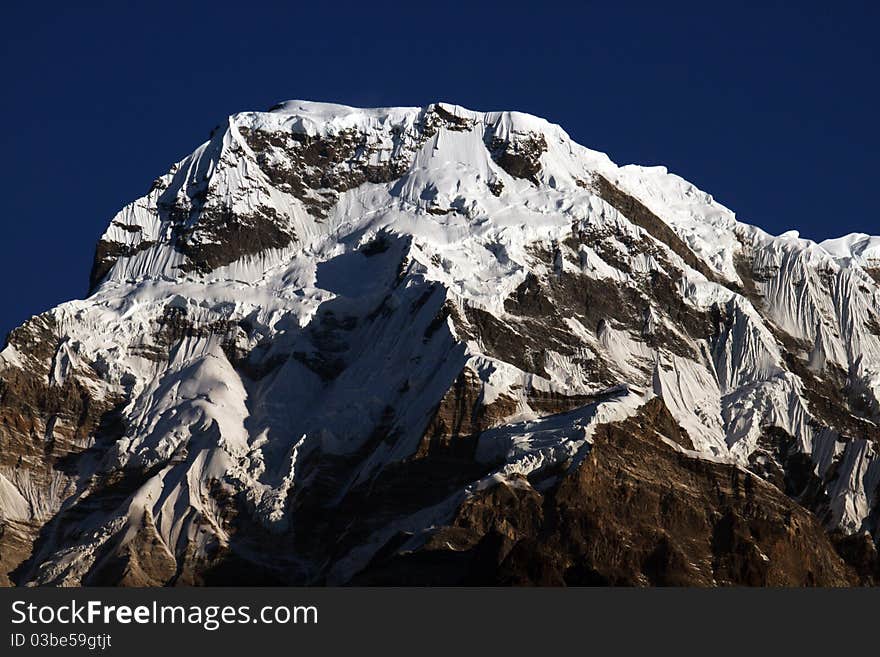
2;100;879;586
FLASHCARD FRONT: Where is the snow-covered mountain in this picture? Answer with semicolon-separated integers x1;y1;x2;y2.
2;101;878;586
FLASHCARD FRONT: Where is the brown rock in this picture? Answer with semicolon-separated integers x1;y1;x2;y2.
356;399;856;586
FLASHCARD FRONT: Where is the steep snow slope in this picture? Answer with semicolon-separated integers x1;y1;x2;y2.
1;101;878;586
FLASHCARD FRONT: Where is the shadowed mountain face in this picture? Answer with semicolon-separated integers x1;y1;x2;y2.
1;101;878;586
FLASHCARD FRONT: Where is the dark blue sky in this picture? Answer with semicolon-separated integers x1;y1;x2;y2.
1;1;877;338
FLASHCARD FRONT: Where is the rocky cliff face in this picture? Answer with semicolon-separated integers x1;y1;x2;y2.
1;101;878;586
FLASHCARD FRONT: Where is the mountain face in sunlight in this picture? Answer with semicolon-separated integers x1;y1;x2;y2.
2;101;878;586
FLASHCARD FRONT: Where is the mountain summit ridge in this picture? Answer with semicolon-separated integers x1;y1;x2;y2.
1;101;878;586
